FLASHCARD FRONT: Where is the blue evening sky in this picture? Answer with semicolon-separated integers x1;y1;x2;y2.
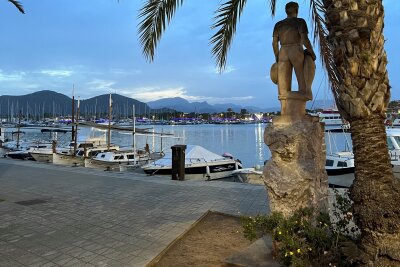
0;0;399;108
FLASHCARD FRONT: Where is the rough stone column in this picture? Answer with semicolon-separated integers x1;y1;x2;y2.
263;115;328;217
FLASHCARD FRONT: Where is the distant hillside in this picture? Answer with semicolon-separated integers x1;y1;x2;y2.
0;90;150;119
80;94;149;118
148;97;218;113
147;97;270;113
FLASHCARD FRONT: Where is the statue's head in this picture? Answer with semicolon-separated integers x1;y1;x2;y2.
285;2;299;17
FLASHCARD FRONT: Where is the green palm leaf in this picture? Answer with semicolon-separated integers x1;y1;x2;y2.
210;0;247;72
138;0;184;62
309;0;340;95
267;0;277;17
7;0;24;13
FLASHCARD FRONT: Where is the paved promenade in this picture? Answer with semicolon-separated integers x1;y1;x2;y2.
0;158;269;266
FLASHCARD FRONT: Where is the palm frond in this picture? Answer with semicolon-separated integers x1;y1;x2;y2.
268;0;277;17
7;0;24;14
210;0;247;72
309;0;340;97
138;0;184;62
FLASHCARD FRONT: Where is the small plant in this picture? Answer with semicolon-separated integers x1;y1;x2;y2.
242;190;359;266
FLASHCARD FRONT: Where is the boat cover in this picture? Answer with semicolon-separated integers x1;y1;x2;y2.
151;145;227;167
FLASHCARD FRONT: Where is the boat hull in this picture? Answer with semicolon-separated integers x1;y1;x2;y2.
30;152;53;162
52;153;84;166
143;162;240;180
326;167;355;176
6;152;32;160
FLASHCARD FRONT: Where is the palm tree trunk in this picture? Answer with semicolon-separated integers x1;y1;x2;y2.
323;0;400;264
350;116;400;265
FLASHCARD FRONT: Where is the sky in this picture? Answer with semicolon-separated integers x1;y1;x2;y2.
0;0;399;108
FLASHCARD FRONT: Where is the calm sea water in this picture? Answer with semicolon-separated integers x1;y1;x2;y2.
3;124;352;168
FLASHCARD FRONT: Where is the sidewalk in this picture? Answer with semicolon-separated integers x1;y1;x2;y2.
0;158;269;266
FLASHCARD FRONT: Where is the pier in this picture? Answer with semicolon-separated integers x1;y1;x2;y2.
0;158;268;266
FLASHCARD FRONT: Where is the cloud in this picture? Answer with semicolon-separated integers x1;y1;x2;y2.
109;68;142;75
39;69;73;77
124;86;187;102
0;70;25;82
207;65;237;74
120;86;253;104
86;79;116;90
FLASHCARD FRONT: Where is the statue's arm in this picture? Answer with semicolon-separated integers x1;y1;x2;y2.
272;37;279;62
301;34;316;61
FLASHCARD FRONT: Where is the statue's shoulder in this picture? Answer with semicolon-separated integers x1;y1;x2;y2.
296;17;307;24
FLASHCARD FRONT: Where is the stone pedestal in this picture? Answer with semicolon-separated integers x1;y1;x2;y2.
263;115;328;217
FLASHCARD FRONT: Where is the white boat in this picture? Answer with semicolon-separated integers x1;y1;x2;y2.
85;149;151;170
386;128;400;172
30;139;106;163
53;143;120;166
317;109;346;126
6;142;53;160
325;128;400;175
326;151;355;175
142;145;242;180
325;129;354;175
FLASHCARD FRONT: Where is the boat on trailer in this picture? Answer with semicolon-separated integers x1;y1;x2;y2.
142;145;242;180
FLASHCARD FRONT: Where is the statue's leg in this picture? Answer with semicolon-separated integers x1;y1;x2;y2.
278;48;292;115
289;46;308;99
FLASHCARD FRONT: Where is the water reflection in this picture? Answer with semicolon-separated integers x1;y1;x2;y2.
2;124;352;168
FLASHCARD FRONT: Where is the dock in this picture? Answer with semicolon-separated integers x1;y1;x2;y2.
0;158;268;266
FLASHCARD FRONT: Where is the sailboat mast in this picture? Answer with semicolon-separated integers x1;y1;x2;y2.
72;86;76;155
16;110;21;149
76;97;80;148
133;105;136;152
108;93;112;150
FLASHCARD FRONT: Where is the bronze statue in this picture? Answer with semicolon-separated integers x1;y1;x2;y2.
271;2;316;116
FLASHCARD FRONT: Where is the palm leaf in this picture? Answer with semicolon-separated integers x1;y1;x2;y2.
210;0;247;72
138;0;184;62
309;0;340;97
7;0;24;14
268;0;277;17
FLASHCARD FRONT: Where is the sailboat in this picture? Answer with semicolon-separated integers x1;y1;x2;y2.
85;104;151;170
53;92;119;166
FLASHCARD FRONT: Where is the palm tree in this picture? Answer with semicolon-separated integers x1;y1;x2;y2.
137;0;399;265
6;0;24;13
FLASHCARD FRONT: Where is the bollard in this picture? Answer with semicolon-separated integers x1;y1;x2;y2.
171;145;187;181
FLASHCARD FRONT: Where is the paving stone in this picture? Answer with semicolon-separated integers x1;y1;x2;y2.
0;159;269;266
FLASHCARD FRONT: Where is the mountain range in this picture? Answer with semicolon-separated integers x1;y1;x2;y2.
0;90;150;119
0;90;331;119
147;97;277;113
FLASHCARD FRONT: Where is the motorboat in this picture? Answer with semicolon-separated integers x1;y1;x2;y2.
53;143;120;166
30;139;105;163
325;128;400;175
6;142;53;160
386;128;400;172
85;149;151;170
318;109;345;126
326;151;355;175
325;129;354;175
142;145;242;180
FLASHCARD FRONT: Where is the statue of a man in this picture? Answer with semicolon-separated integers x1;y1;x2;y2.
272;2;316;114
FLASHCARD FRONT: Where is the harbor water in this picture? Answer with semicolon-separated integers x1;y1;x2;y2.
1;123;352;168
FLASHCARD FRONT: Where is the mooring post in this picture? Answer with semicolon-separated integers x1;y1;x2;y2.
171;145;187;181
